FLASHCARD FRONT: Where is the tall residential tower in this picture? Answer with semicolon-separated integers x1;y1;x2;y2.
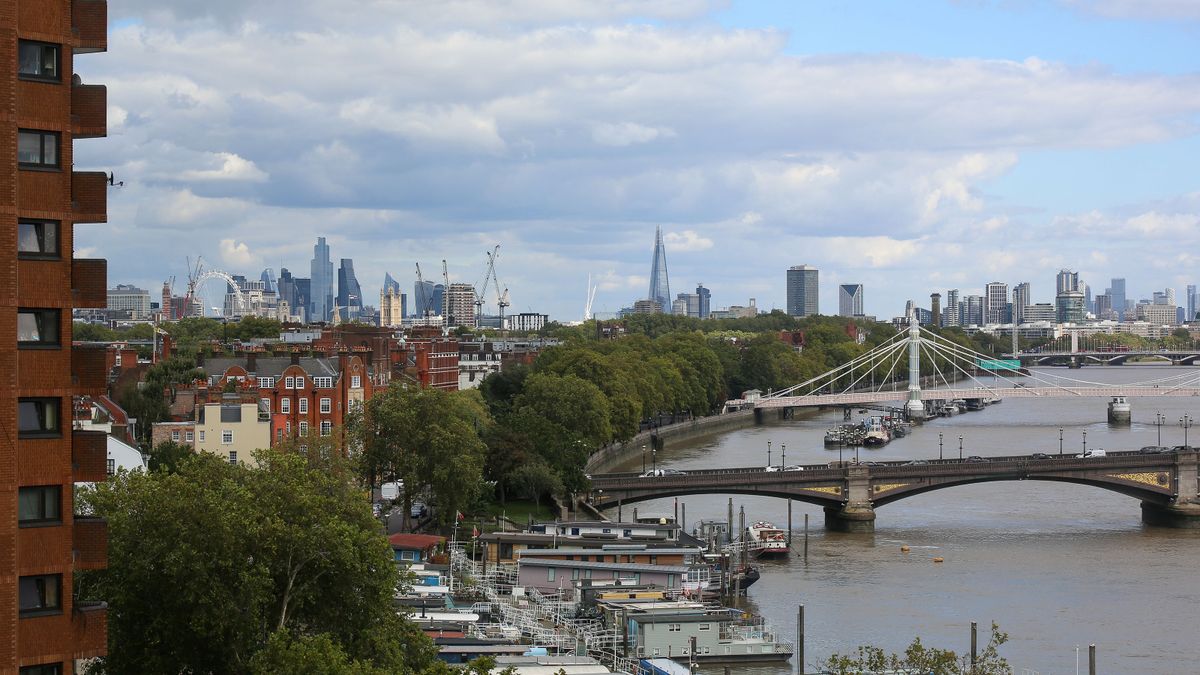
786;265;819;317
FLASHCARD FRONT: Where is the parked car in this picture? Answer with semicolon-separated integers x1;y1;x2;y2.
1030;453;1050;460
639;468;686;478
904;459;929;466
1140;446;1171;454
1076;449;1107;459
964;456;989;463
381;481;402;502
410;502;427;519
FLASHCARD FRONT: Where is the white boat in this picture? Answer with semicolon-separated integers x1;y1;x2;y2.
745;522;788;558
862;416;891;446
1107;396;1131;424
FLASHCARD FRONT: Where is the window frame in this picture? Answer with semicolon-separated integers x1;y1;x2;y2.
17;40;61;82
18;574;62;617
221;430;233;444
20;663;64;675
280;397;291;414
17;129;60;169
284;376;295;389
18;398;61;438
17;219;60;259
185;430;194;443
320;420;332;437
294;375;305;389
319;397;331;414
298;397;308;414
298;421;309;437
351;375;362;389
17;485;61;527
228;451;238;465
17;308;60;348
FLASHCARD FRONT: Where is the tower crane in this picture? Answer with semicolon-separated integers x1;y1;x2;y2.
475;245;501;327
441;259;451;323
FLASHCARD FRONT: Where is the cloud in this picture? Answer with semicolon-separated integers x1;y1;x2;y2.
180;152;268;182
1059;0;1200;20
219;239;258;267
663;229;713;251
592;122;676;147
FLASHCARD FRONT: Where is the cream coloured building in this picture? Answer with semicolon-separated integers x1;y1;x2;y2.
194;398;271;467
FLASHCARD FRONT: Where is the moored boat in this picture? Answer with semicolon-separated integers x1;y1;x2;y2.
745;521;788;558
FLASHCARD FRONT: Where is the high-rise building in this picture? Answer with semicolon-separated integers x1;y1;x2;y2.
107;284;152;320
839;284;864;317
336;258;363;322
944;289;961;327
412;280;443;318
647;226;671;310
259;268;277;294
1056;269;1078;295
984;282;1008;324
786;265;819;317
1094;293;1113;320
1188;284;1197;322
443;283;476;328
1109;278;1126;321
1056;291;1086;323
672;293;700;318
1012;282;1031;325
695;284;711;319
4;0;111;666
964;295;984;326
929;293;941;327
310;237;334;323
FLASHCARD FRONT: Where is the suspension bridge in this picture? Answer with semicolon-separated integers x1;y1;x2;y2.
744;319;1200;418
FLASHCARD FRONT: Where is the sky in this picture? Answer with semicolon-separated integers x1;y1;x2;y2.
73;0;1200;321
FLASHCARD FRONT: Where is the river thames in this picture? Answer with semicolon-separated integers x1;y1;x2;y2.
605;366;1200;674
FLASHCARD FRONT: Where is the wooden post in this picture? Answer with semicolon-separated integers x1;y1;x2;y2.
1089;644;1096;675
970;621;977;671
803;513;809;562
796;604;805;675
787;499;793;546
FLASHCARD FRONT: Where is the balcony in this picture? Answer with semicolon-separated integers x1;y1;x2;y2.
72;258;107;308
72;343;109;396
72;171;107;223
72;0;108;54
72;601;108;659
73;516;108;570
72;83;107;139
72;429;108;483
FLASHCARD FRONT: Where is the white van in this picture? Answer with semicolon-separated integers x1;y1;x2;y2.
381;481;402;501
1076;449;1106;459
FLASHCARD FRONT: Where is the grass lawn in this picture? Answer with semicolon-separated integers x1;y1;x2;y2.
481;499;558;525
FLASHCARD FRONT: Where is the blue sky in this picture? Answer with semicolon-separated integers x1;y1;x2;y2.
74;0;1200;320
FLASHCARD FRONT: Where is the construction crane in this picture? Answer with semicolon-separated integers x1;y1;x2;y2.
415;262;431;318
583;274;598;321
474;245;501;327
487;249;510;334
180;256;205;318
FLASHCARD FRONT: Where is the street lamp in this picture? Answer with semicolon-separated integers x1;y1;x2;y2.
652;447;657;473
1082;430;1087;456
938;432;944;461
1058;427;1064;456
958;435;963;461
767;440;772;467
781;443;786;468
1155;412;1166;446
642;444;647;474
1181;415;1193;448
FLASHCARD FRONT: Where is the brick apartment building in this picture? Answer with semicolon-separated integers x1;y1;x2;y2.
2;0;111;670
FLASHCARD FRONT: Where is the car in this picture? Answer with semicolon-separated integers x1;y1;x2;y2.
410;502;427;519
964;455;989;463
1171;446;1193;453
904;459;929;466
864;462;885;467
782;465;804;472
1140;446;1171;454
371;503;384;518
639;468;686;478
1076;449;1106;459
764;465;782;472
1030;452;1050;460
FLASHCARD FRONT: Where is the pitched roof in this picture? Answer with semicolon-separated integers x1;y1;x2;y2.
203;356;340;378
389;533;446;550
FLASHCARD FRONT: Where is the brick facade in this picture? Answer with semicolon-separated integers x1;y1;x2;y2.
3;0;110;670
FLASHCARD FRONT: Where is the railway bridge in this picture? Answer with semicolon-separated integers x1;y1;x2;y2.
588;450;1200;532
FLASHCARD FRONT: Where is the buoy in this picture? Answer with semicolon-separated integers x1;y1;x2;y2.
932;557;944;563
900;545;910;553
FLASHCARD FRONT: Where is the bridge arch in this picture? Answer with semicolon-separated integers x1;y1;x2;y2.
870;473;1174;508
593;486;844;511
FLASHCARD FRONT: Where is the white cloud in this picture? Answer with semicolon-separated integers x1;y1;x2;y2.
663;229;713;251
180;152;268;182
219;238;258;267
592;122;676;147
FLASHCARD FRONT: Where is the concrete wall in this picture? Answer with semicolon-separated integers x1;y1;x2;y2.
586;409;757;473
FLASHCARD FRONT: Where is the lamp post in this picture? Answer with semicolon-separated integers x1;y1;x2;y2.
1058;427;1063;456
1155;412;1165;446
642;444;647;474
938;432;944;461
781;443;786;468
1082;430;1087;456
767;440;772;468
958;435;963;461
1181;414;1193;448
652;447;657;474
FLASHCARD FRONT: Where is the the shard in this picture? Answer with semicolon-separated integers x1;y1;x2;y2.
648;226;670;310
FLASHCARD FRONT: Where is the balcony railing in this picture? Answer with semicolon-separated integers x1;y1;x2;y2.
72;0;107;54
72;343;108;396
72;601;108;659
73;516;108;570
71;83;106;139
72;429;108;483
72;258;107;308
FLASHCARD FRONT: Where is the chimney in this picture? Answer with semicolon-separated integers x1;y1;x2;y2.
290;350;301;366
246;352;257;373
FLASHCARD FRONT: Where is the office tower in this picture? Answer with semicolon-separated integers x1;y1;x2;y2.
1188;285;1197;322
1153;291;1170;306
929;293;941;327
984;282;1008;324
336;258;363;322
1056;291;1086;323
1082;282;1091;314
443;283;477;328
965;295;984;326
1056;269;1078;295
944;289;961;327
4;0;111;667
672;293;700;318
259;268;277;294
1110;278;1126;321
1094;293;1113;320
412;280;444;318
647;226;671;310
1167;288;1176;307
1012;282;1031;325
695;284;711;319
310;237;334;322
786;265;819;317
839;284;864;317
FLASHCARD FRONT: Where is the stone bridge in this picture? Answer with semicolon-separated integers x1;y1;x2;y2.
588;450;1200;532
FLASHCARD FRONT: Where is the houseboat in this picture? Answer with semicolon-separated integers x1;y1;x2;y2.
744;522;788;558
862;416;891;446
595;599;792;663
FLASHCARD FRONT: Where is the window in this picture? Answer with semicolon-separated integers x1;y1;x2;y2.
259;398;271;414
667;623;681;632
351;375;362;388
20;664;63;675
222;430;233;444
285;421;291;434
17;130;59;169
284;376;295;389
18;398;59;437
257;376;275;388
293;376;305;389
298;421;309;437
319;397;331;413
546;568;556;582
171;430;180;441
17;309;59;347
17;40;59;81
198;430;205;442
320;421;332;436
185;431;194;443
228;451;237;464
698;623;711;631
280;398;291;414
312;376;331;388
17;220;59;258
298;397;308;414
18;574;61;616
18;485;60;526
276;428;283;441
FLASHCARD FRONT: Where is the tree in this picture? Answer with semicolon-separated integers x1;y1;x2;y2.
507;459;564;511
80;450;422;674
146;440;194;473
820;622;1011;675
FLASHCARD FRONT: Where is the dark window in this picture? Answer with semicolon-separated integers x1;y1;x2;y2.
18;574;62;616
17;309;60;347
18;220;59;258
20;664;63;675
18;485;61;526
17;40;60;81
17;130;60;169
18;398;60;437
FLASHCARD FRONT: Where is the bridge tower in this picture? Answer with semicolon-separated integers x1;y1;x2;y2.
904;313;926;420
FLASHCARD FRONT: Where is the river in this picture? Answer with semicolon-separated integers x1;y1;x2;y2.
603;366;1200;674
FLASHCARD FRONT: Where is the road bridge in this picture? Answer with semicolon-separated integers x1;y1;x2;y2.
1017;350;1200;366
588;450;1200;532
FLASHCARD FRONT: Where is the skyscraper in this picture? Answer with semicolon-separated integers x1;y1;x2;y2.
696;284;711;319
965;295;984;326
336;258;363;322
944;289;961;327
443;283;477;328
786;265;819;317
412;280;443;318
839;284;864;317
984;282;1008;324
259;268;277;294
929;293;941;327
5;0;111;665
1188;284;1197;322
1012;282;1031;325
647;226;671;310
310;237;334;322
1110;278;1126;321
1056;269;1078;295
